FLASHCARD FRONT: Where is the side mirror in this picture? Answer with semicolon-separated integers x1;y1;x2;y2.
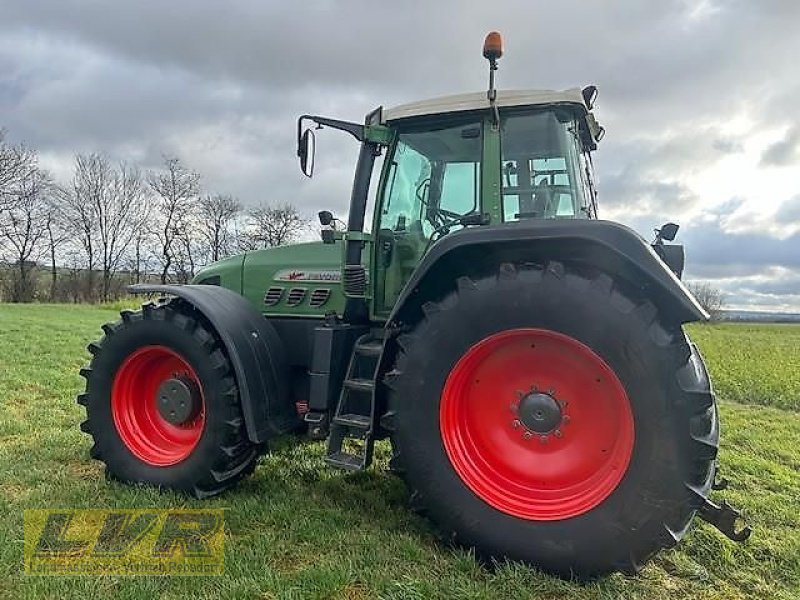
298;128;316;177
659;222;680;242
319;210;336;244
582;85;598;109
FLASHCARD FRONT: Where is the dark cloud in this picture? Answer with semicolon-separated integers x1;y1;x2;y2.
775;196;800;224
1;0;799;309
761;126;800;167
712;137;743;154
682;225;800;270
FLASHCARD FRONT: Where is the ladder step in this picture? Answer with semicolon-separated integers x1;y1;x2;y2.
354;340;383;357
325;452;366;471
333;413;371;430
303;412;326;425
343;378;374;393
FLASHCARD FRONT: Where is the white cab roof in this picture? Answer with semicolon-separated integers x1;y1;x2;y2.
383;88;588;122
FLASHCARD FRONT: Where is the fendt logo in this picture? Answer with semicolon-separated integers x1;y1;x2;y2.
274;269;341;283
24;509;224;575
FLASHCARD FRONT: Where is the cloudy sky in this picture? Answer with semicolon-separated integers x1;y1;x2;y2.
1;0;799;311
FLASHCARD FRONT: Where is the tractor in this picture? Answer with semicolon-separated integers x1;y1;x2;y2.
77;32;750;578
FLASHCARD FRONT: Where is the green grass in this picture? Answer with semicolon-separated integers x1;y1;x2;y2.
688;323;800;412
0;306;798;599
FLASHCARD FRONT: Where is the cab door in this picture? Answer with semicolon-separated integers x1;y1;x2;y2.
370;118;483;319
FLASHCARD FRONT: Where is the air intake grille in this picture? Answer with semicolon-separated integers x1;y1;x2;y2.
264;287;284;306
286;287;307;306
309;288;331;308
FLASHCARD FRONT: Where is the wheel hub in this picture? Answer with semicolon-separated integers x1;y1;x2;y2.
517;391;562;434
156;376;200;425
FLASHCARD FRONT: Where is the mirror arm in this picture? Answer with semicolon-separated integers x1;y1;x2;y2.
297;115;365;150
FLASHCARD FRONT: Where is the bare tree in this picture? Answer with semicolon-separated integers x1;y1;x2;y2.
241;203;308;250
198;194;241;263
0;167;50;301
57;154;105;301
0;130;36;213
148;156;200;283
687;281;726;321
128;229;153;285
43;204;69;301
171;218;203;283
95;161;147;300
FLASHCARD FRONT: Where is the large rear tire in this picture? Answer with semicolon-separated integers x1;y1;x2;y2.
78;301;261;498
384;262;718;578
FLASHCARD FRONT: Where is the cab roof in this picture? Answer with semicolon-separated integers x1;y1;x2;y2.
382;88;588;122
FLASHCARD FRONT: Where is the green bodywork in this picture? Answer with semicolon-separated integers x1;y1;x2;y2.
193;103;597;322
195;240;352;319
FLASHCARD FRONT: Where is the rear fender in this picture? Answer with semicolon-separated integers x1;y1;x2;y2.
129;284;299;443
387;220;707;327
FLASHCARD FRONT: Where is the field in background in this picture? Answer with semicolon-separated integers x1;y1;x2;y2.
0;305;798;599
689;323;800;411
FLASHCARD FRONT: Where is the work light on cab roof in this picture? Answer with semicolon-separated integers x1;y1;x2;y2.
77;31;751;580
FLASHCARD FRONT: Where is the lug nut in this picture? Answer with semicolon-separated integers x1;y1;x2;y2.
562;415;571;424
523;431;532;440
539;435;548;444
512;419;521;428
554;429;563;438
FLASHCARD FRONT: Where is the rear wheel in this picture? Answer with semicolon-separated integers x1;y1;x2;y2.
384;262;718;578
78;301;260;498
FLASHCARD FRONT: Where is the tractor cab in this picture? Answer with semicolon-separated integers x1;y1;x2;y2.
297;34;605;318
369;91;603;312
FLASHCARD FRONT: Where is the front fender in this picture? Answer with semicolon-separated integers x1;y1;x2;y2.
129;284;299;443
388;220;707;326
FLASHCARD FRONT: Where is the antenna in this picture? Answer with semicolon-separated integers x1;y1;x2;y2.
483;31;503;127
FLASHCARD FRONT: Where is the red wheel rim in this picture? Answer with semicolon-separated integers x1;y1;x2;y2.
440;328;634;520
111;345;205;466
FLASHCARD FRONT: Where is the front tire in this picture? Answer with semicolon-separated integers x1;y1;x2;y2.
384;262;718;578
78;301;260;498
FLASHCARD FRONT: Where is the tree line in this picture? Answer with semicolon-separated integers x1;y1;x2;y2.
0;128;308;303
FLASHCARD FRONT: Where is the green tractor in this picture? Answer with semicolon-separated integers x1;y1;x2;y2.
78;33;749;577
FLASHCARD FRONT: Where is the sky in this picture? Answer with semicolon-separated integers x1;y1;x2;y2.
1;0;799;311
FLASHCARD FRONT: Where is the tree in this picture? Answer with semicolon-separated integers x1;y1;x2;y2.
148;157;200;283
0;130;36;214
57;155;104;301
198;194;241;263
687;281;725;321
172;218;202;283
43;204;69;301
128;229;153;285
97;161;147;301
0;167;50;301
240;203;308;250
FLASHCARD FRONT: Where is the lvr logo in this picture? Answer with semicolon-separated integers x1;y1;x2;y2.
25;509;224;575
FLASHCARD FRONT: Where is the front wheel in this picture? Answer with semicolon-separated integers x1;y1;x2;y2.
78;301;260;498
384;262;719;578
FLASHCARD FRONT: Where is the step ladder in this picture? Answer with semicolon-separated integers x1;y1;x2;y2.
325;333;383;471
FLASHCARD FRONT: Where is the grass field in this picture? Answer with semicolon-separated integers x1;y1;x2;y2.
0;305;798;599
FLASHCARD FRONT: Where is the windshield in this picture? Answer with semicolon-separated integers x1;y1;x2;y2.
378;119;482;238
500;110;592;221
